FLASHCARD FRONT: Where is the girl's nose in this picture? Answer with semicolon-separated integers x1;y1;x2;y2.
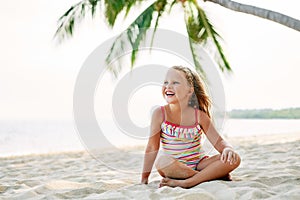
166;83;172;89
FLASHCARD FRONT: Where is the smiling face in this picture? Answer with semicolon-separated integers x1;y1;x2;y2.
162;68;193;105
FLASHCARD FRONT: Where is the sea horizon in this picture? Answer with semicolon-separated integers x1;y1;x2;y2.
1;118;300;157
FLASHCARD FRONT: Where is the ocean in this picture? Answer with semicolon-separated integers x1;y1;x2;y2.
1;119;300;157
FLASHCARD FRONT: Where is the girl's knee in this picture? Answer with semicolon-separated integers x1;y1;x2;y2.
226;153;241;170
234;154;241;168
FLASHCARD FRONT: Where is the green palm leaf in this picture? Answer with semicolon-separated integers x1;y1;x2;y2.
151;0;168;47
55;0;143;42
184;9;205;77
186;0;231;72
106;0;169;76
55;0;101;42
106;3;155;76
104;0;142;26
168;0;177;13
55;0;232;77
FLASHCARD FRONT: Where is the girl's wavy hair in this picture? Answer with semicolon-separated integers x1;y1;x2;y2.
172;66;211;118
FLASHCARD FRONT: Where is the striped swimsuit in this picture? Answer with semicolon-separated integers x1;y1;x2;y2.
160;106;207;169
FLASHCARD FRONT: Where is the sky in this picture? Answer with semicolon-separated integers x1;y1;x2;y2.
0;0;300;120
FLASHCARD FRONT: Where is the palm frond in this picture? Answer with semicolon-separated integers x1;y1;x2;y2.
125;0;142;17
185;3;208;43
189;40;207;80
184;6;206;77
188;0;231;72
106;1;170;76
150;0;168;47
104;0;142;26
168;0;177;13
90;0;99;17
54;0;101;42
105;34;126;77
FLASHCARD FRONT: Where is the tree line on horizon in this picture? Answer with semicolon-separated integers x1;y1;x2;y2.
228;108;300;119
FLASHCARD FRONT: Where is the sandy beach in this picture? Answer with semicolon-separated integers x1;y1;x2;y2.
1;132;300;200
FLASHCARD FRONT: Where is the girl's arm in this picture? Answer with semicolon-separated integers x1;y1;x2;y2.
141;107;163;184
199;111;239;165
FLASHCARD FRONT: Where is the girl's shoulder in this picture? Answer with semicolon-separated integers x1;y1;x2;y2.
151;105;165;123
196;108;210;124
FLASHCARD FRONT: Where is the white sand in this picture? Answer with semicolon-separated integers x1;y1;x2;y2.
1;132;300;199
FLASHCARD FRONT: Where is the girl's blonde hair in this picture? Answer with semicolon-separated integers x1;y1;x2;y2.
172;66;211;118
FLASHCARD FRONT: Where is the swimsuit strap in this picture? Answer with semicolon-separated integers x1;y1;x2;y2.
194;108;198;125
160;106;166;121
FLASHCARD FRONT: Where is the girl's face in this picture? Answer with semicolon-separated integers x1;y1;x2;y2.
162;68;193;105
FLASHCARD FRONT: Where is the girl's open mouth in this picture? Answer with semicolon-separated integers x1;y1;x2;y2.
165;91;175;97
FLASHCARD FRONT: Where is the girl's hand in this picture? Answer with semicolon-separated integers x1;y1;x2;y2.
221;147;239;165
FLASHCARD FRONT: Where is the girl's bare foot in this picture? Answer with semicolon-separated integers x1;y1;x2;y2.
159;174;232;188
217;173;232;181
159;177;185;188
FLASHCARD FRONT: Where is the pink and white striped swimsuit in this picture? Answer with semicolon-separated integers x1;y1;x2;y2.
160;106;207;169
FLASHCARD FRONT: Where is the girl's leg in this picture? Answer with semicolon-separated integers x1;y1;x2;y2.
160;154;241;188
197;154;232;181
196;154;221;171
155;155;197;179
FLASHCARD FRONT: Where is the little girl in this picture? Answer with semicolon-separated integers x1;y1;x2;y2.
141;66;240;188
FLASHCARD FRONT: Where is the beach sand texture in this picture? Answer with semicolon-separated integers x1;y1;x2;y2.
1;133;300;200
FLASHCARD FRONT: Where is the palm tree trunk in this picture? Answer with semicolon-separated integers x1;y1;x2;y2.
204;0;300;32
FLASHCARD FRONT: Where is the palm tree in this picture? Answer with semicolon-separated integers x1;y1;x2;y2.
54;0;300;76
205;0;300;31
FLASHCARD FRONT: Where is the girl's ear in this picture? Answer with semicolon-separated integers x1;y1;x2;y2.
188;86;194;95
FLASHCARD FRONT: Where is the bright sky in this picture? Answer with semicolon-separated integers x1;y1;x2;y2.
0;0;300;120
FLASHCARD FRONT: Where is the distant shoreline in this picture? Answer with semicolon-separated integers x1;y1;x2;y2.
228;107;300;119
